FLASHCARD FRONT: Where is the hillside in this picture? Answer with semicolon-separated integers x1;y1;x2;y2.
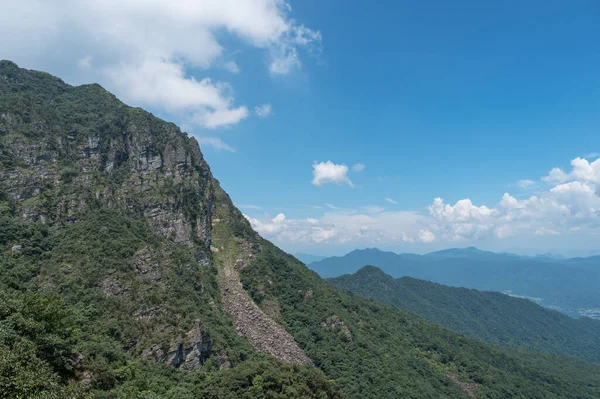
2;61;600;398
329;266;600;363
309;248;600;315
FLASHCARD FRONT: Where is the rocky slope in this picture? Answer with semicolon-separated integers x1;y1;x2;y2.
2;61;600;398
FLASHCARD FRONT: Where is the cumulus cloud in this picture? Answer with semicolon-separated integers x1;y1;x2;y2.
250;156;600;250
254;104;272;118
418;229;436;243
1;0;320;130
385;198;397;204
428;157;600;241
542;157;600;185
312;161;354;187
352;163;366;172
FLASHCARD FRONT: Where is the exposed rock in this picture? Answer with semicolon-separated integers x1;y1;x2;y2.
10;244;22;253
101;277;128;296
133;248;161;282
141;322;212;371
321;315;352;342
133;307;160;320
194;250;211;267
70;353;83;367
217;253;312;365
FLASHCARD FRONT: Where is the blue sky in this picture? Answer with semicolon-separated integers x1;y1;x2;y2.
3;0;600;255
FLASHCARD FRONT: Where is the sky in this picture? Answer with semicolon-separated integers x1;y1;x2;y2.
2;0;600;256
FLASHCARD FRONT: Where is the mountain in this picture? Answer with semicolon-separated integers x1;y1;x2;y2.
329;266;600;364
309;248;600;315
293;253;327;264
3;61;600;398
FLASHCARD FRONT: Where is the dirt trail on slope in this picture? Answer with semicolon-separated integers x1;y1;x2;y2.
217;261;312;365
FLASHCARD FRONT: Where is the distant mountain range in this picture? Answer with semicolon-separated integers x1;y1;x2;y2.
329;266;600;364
309;247;600;316
293;252;327;264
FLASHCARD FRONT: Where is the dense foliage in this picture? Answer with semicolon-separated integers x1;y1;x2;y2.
0;211;337;398
2;60;600;398
241;243;600;398
329;266;600;363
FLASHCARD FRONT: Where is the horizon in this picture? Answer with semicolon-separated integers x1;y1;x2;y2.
294;245;600;260
3;0;599;255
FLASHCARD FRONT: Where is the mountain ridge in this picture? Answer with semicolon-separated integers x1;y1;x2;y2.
329;265;600;363
309;247;600;315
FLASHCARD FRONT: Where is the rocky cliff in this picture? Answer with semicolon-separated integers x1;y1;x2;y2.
0;59;310;369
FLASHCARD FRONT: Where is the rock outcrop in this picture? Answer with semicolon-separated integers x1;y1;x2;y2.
217;249;312;365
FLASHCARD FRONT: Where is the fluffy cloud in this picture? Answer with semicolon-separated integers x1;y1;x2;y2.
385;198;398;204
312;161;354;187
249;156;600;250
543;157;600;185
428;157;600;241
0;0;320;130
352;163;366;172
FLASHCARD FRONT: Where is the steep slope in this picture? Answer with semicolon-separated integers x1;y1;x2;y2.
330;266;600;363
2;61;600;398
0;60;333;398
309;248;600;313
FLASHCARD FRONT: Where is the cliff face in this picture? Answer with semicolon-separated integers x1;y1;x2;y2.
0;60;212;249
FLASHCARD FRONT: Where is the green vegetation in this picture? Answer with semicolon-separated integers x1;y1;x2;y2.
240;243;600;398
0;211;336;398
2;60;600;398
329;266;600;364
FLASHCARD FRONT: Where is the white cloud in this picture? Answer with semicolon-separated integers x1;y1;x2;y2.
245;156;600;251
245;208;429;246
418;229;435;243
517;179;535;189
542;157;600;185
254;104;272;118
352;163;366;172
385;198;397;204
1;0;320;130
311;161;354;187
427;157;600;241
197;137;236;152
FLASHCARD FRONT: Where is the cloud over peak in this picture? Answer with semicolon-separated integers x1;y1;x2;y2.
1;0;320;131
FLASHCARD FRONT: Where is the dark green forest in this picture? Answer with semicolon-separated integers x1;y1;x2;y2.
329;265;600;364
